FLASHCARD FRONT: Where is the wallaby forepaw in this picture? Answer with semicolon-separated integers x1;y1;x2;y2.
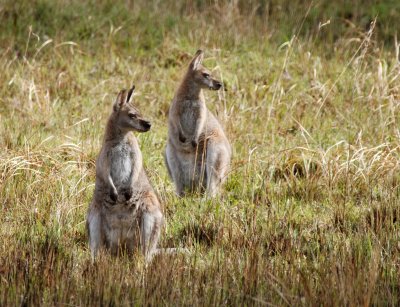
109;189;118;203
178;131;187;143
123;187;133;201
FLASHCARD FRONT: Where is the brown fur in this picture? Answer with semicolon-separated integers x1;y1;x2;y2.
165;50;232;197
86;86;163;261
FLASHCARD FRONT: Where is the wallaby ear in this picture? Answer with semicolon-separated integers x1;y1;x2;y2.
113;89;127;112
126;85;135;104
189;49;204;71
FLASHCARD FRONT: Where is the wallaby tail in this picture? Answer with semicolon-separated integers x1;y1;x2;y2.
163;149;173;179
154;247;190;256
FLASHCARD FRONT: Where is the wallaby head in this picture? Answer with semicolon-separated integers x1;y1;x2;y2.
112;85;151;133
186;50;222;91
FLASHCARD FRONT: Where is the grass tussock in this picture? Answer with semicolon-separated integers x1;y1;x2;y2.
1;0;400;305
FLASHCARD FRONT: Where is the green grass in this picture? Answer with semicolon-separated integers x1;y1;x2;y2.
1;0;400;305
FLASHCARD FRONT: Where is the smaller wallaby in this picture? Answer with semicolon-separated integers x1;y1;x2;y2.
86;86;163;261
165;50;231;197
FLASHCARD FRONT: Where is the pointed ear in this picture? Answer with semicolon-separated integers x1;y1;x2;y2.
189;49;204;71
126;85;135;104
113;89;127;112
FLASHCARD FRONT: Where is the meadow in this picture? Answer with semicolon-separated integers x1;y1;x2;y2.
0;0;399;305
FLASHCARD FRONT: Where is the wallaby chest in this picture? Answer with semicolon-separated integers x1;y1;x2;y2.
179;99;206;135
109;142;135;187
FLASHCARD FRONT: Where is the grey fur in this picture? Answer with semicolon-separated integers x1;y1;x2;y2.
165;50;231;197
86;86;163;261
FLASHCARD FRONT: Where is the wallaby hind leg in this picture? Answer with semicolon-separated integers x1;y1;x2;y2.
165;144;185;196
205;143;230;197
141;206;163;261
87;205;103;261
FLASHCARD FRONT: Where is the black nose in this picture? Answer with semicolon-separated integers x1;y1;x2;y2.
214;82;222;90
142;121;151;130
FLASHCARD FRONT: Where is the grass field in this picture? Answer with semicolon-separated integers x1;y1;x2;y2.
1;0;400;305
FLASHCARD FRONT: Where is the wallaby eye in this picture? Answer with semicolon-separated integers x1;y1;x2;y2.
128;113;137;119
202;73;210;78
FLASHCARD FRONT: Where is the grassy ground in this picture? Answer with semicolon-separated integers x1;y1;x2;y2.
1;0;400;305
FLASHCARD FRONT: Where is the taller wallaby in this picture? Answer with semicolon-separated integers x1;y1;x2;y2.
165;50;231;197
86;86;163;261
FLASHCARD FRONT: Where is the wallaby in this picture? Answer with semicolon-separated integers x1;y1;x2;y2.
86;86;163;261
165;50;231;197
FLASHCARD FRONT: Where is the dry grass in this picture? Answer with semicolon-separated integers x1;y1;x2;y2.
1;0;400;305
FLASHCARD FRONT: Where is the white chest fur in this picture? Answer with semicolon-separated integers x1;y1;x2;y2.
110;142;134;188
180;99;206;135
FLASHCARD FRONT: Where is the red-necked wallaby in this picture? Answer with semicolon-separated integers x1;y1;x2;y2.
87;86;163;261
165;50;231;197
